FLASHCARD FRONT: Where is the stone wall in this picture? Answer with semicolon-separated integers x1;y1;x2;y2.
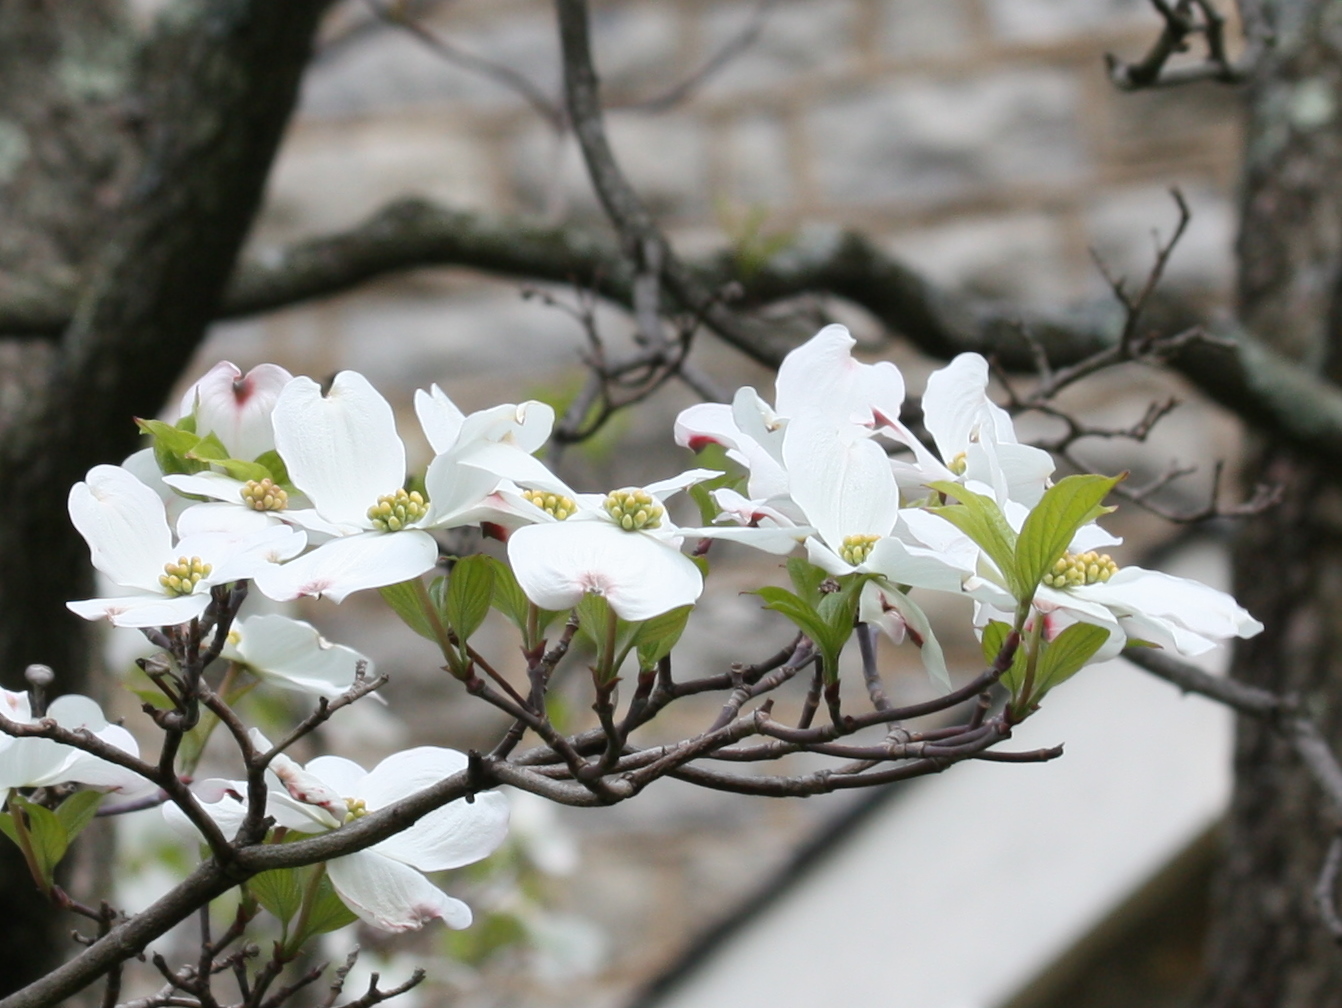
172;2;1248;1005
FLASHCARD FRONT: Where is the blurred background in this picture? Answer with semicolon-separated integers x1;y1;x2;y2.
109;1;1249;1005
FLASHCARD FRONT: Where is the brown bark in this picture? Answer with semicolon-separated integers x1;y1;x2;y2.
1198;2;1342;1003
0;0;331;993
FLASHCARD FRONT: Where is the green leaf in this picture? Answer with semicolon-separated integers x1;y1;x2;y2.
445;555;495;644
786;557;829;608
297;870;359;940
210;457;271;483
1015;474;1121;600
751;586;829;646
186;432;230;462
926;481;1020;595
136;417;201;456
249;867;305;925
981;619;1029;695
378;579;438;642
6;797;68;885
253;450;290;485
482;556;563;639
634;605;692;668
53;791;103;844
1034;622;1111;695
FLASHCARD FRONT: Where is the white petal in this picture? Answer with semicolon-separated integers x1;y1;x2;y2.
455;401;556;455
685;523;808;555
776;324;906;429
234;614;369;699
783;421;899;549
414;385;466;455
182;362;293;461
362;748;510;871
67;593;209;629
508;521;703;621
163;471;249;505
1075;567;1264;645
866;534;973;593
252;530;438;603
69;465;173;592
327;849;473;932
272;373;405;528
922;354;997;460
860;583;951;690
422;448;512;525
303;755;369;797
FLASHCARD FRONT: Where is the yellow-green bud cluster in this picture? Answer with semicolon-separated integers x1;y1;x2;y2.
367;488;427;531
604;488;664;531
343;797;368;823
240;478;288;512
522;488;577;520
160;556;211;596
1042;550;1119;589
947;451;968;476
839;533;880;567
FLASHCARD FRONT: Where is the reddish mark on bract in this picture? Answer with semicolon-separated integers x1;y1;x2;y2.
686;435;719;452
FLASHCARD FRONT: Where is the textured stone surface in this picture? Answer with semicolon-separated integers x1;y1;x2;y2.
879;0;977;59
807;69;1085;206
983;0;1151;43
697;0;860;98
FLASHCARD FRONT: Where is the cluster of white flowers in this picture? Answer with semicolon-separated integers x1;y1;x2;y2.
14;326;1263;938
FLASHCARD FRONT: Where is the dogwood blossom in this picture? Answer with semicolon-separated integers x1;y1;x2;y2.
222;614;372;700
0;689;149;794
179;361;293;462
67;465;305;628
169;743;509;932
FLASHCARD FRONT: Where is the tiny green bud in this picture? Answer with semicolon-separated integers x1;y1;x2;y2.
948;451;968;476
367;488;428;532
1041;550;1119;589
603;488;664;531
159;555;212;596
240;478;288;512
522;488;577;520
839;533;880;567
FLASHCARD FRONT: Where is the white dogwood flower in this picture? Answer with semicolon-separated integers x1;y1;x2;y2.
0;689;149;794
67;465;305;628
222;614;372;700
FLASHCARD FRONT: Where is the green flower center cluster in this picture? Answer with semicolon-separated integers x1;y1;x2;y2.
367;488;427;531
1042;550;1119;589
839;533;880;566
604;488;664;531
343;797;368;823
240;478;288;512
160;556;211;596
522;489;577;520
947;451;968;476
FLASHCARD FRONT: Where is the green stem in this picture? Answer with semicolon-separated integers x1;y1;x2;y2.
281;862;328;959
412;577;459;668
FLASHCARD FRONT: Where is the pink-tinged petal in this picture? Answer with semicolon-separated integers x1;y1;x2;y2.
674;402;741;453
181;362;293;461
272;373;405;529
327;849;473;931
414;385;467;455
269;751;346;816
303;755;369;797
69;465;173;592
508;521;703;621
252;530;438;603
67;593;209;629
860;583;951;690
233;614;369;699
422;449;514;526
775;324;906;429
783;421;899;550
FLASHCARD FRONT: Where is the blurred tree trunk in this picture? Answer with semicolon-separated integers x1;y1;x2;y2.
1198;2;1342;1004
0;0;330;993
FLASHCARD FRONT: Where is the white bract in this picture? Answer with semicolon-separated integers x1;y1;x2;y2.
67;465;305;628
179;361;294;462
222;614;372;700
169;744;509;933
0;689;149;794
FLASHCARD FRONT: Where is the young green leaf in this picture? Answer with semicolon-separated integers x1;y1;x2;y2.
249;867;306;926
786;557;830;608
634;605;692;668
926;481;1020;595
1015;474;1121;600
53;791;103;845
1034;621;1111;695
378;579;438;642
209;457;272;483
444;555;496;644
981;619;1029;696
298;871;359;939
482;555;563;640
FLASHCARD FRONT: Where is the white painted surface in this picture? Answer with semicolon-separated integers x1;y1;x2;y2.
657;562;1234;1008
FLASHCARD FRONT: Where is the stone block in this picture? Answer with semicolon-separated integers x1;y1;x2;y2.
697;0;860;98
886;210;1080;307
807;69;1085;207
258;119;496;241
1082;182;1233;296
983;0;1151;43
879;0;975;60
591;2;686;99
509;111;711;218
718;113;796;207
